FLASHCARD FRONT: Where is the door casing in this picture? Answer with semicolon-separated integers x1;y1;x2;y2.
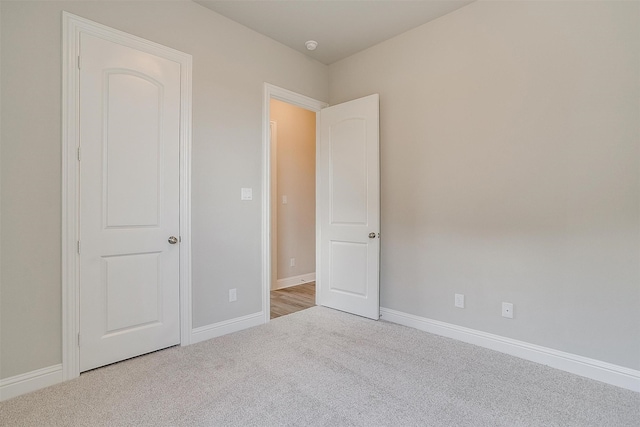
62;12;193;380
262;84;327;322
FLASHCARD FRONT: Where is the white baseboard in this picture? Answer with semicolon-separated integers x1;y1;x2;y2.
273;272;315;290
380;307;640;393
191;312;264;344
0;364;63;401
1;312;265;400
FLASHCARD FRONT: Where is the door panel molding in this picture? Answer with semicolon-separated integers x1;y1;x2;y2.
262;84;327;323
62;12;192;380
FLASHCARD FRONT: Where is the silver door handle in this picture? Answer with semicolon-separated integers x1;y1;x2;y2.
168;236;178;244
369;232;376;239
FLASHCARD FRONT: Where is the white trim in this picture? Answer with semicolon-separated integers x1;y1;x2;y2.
269;121;278;290
313;110;323;309
62;12;193;381
191;312;264;344
380;307;640;392
178;29;194;348
274;272;316;290
0;5;3;388
262;84;327;325
0;365;63;402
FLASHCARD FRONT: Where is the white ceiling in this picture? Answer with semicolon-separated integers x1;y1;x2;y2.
194;0;475;65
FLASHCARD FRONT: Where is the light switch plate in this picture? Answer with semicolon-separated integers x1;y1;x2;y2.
241;188;252;201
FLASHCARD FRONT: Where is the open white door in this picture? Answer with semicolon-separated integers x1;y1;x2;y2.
318;94;380;320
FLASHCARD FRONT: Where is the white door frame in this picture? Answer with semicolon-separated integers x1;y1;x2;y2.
269;120;278;290
61;12;193;380
261;84;327;323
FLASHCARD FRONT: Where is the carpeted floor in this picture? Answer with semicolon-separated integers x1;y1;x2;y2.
1;306;638;426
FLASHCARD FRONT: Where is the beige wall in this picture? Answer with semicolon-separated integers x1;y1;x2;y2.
1;0;638;383
0;0;328;379
270;100;316;286
329;0;640;369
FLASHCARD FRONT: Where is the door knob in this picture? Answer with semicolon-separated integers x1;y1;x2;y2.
168;236;178;244
368;232;376;239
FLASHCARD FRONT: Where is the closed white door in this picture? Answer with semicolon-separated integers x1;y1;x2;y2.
318;94;380;320
79;33;181;372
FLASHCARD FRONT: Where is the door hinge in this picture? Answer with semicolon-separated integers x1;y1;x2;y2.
77;333;81;347
77;147;81;161
77;241;81;254
77;55;81;69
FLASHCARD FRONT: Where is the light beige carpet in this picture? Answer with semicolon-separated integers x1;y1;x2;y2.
1;306;638;426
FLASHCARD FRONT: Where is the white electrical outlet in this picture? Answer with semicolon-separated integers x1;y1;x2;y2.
229;288;237;302
290;257;295;267
502;302;514;318
455;294;465;308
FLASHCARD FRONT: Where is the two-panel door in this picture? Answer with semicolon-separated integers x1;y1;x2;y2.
79;33;181;372
318;94;380;320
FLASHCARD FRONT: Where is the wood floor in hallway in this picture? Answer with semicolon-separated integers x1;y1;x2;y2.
270;282;316;319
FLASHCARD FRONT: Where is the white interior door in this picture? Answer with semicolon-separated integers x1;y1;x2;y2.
318;94;380;320
79;33;181;372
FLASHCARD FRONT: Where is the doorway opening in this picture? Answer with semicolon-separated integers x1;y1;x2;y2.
261;84;327;323
263;86;380;322
269;99;317;319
